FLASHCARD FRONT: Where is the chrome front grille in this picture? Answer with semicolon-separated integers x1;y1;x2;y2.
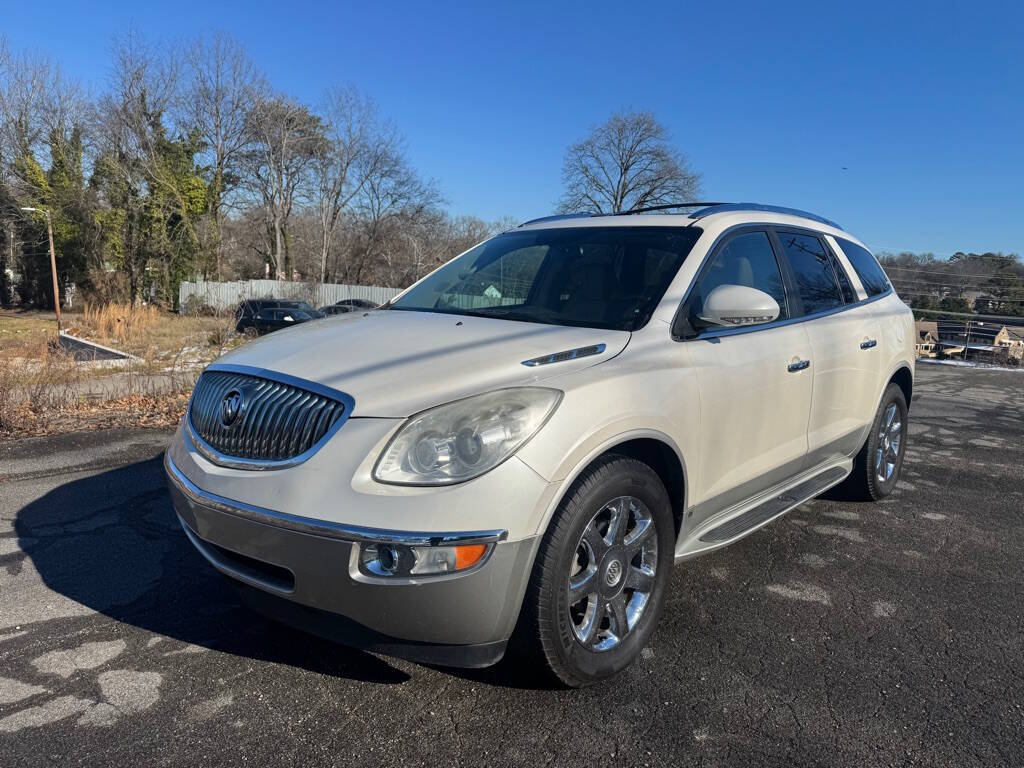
188;369;348;465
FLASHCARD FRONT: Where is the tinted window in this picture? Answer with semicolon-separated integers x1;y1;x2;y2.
689;231;789;325
776;232;843;314
837;238;891;297
828;248;857;304
391;227;703;331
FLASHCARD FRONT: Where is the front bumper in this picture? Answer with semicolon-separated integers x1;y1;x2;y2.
165;452;538;666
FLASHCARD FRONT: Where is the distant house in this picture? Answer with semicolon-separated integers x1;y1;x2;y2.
994;325;1024;348
933;320;1024;362
915;321;939;357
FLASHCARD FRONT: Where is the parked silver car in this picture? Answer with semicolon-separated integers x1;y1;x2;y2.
166;203;915;685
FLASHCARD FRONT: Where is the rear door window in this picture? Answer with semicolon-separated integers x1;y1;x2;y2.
775;232;844;315
836;238;891;297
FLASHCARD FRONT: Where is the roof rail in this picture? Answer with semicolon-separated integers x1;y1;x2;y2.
518;212;594;227
613;202;728;215
518;203;843;231
689;203;843;230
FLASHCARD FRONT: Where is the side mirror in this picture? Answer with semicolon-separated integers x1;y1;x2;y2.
697;284;780;328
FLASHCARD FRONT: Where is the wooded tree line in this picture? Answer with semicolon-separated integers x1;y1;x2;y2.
0;33;511;309
878;251;1024;317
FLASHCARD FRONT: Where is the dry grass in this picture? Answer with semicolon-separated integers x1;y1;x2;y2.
1;307;240;371
0;349;197;438
0;312;56;362
0;306;239;438
0;347;82;434
64;306;239;366
0;362;17;433
80;303;160;344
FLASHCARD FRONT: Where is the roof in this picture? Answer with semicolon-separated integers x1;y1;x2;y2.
936;320;1024;342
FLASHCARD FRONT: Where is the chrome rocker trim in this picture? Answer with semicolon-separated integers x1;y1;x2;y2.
165;451;508;547
185;363;357;472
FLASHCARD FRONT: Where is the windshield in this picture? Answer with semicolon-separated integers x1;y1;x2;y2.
389;226;702;331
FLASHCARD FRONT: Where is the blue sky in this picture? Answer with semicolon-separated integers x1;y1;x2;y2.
6;0;1022;256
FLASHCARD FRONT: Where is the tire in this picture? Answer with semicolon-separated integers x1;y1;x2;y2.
841;382;909;501
515;454;675;687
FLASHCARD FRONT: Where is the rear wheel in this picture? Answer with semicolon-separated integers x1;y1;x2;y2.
841;382;909;501
516;455;675;687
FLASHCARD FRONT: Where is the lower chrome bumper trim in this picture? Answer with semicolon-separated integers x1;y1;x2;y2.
164;452;508;547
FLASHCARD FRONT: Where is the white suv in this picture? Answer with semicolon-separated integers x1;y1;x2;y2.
166;203;914;686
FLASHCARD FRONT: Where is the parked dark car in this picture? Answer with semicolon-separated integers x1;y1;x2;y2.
336;298;380;310
318;305;352;316
315;296;380;315
317;299;381;316
236;307;318;336
235;300;322;332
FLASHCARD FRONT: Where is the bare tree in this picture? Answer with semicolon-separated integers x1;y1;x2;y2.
184;32;263;279
557;110;700;214
347;144;442;285
242;95;323;279
313;86;385;282
0;49;48;167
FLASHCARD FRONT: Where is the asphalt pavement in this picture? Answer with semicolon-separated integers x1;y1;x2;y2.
1;363;1022;767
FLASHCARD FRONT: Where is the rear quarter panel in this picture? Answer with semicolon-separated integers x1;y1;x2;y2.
873;292;916;401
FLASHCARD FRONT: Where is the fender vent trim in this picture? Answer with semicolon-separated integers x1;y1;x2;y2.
521;343;607;367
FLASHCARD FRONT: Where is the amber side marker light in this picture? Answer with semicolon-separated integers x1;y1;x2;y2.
454;544;487;570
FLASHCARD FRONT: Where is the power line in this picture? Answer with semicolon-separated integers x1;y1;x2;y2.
890;281;1024;292
911;308;1024;321
896;291;1024;303
882;265;1024;280
894;285;1024;296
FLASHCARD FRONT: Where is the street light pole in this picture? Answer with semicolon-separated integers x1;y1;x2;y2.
19;207;61;332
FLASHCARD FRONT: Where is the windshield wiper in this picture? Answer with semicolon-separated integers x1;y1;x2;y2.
458;307;549;324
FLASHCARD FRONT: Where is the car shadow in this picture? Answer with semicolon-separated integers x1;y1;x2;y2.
12;456;410;685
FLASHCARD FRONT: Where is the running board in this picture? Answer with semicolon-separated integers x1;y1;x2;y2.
699;466;847;544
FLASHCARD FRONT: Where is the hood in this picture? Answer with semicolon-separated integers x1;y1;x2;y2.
215;310;629;416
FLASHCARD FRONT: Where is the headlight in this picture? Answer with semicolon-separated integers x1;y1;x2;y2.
373;387;562;485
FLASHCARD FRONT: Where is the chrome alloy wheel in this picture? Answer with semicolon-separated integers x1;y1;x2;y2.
875;402;903;483
567;496;658;652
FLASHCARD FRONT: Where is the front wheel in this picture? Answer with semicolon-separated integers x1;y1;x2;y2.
515;455;675;687
841;382;909;501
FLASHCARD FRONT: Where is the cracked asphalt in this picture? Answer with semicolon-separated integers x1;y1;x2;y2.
1;363;1022;767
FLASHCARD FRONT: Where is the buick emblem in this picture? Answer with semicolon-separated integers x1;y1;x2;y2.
605;559;623;587
220;389;243;427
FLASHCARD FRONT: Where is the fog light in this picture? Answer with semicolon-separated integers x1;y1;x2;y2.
377;544;400;573
359;542;490;577
361;543;414;576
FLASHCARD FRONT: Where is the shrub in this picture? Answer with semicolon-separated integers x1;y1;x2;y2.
0;363;16;434
182;295;218;317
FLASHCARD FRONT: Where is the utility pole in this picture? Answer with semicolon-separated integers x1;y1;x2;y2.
20;207;61;332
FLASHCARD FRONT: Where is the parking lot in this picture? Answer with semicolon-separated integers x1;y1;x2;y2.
1;363;1021;767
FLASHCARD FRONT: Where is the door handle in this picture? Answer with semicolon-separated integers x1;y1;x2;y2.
787;359;810;372
860;338;877;349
